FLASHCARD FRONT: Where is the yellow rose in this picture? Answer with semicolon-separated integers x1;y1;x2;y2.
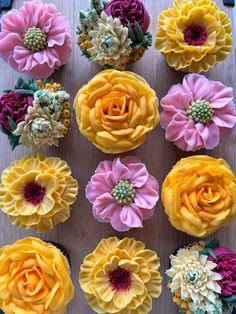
0;237;74;314
0;154;78;233
155;0;232;73
162;156;236;237
74;70;159;154
79;237;162;313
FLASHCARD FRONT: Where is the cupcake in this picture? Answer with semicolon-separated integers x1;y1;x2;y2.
160;74;236;151
79;237;162;313
162;155;236;237
155;0;232;73
0;77;71;150
86;156;159;231
76;0;152;70
166;239;236;314
74;69;159;153
0;0;71;78
0;153;78;233
0;237;74;314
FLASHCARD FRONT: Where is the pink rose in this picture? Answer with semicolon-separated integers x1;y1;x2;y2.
104;0;150;33
209;246;236;297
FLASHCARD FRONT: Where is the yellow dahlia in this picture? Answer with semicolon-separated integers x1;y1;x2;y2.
0;154;78;233
155;0;232;73
0;237;74;314
74;69;159;154
79;237;162;313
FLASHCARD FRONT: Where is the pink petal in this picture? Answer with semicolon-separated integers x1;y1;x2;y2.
213;103;236;128
120;204;143;228
121;157;149;188
52;38;72;64
0;33;22;61
95;160;113;174
183;74;210;100
184;120;204;151
207;81;234;108
86;172;115;203
1;10;26;33
34;48;60;67
93;193;119;222
111;158;130;181
142;207;155;220
167;83;188;95
161;92;192;112
13;46;36;71
134;175;159;209
195;122;220;150
165;112;188;141
48;33;66;47
110;210;130;232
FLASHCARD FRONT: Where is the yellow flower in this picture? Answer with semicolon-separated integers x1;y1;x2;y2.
155;0;232;73
162;155;236;237
79;237;162;314
0;154;78;233
0;237;74;314
74;70;159;154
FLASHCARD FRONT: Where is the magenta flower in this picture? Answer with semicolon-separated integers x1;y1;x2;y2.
0;92;33;132
208;246;236;297
0;0;72;79
160;74;236;151
104;0;150;33
86;157;159;231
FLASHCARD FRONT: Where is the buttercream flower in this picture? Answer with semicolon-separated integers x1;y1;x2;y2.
160;74;236;151
74;70;159;153
88;12;132;69
155;0;232;73
0;0;72;78
0;153;78;233
0;92;33;132
86;157;159;231
167;247;221;305
162;155;236;237
79;237;162;313
104;0;150;33
14;103;63;151
208;246;236;297
0;237;74;314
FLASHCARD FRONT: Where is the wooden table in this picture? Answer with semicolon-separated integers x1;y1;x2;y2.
0;0;235;313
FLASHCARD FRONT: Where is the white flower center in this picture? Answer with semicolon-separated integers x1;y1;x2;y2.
183;262;204;286
31;118;52;138
100;33;119;53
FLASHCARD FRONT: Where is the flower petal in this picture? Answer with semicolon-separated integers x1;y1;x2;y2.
120;204;143;228
110;210;130;232
195;122;220;150
165;112;188;142
93;192;120;222
122;157;149;188
183;73;210;100
134;175;159;210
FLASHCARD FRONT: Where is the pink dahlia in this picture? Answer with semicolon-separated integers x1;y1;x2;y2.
86;157;159;231
160;74;236;151
0;91;33;132
0;0;72;79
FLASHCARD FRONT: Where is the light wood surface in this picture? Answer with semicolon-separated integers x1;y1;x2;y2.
0;0;235;313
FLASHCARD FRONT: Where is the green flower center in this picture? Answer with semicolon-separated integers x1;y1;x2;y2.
31;118;51;138
100;33;118;53
187;100;213;124
184;263;204;285
112;180;136;204
23;27;47;52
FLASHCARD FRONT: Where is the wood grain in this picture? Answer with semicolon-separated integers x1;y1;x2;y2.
0;0;235;313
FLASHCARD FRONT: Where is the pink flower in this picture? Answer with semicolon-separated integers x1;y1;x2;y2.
86;157;159;232
160;74;236;151
0;0;72;79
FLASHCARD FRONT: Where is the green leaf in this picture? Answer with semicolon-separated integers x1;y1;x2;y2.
79;10;87;20
102;0;108;7
0;126;9;135
5;132;20;151
199;248;216;258
222;300;230;312
15;77;24;89
3;89;13;93
15;89;35;95
206;239;220;249
7;116;17;131
135;21;144;42
222;296;236;303
128;22;136;42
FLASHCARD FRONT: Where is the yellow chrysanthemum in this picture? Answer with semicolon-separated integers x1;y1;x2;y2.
162;155;236;237
74;70;159;154
0;237;74;314
155;0;232;73
79;237;162;314
0;154;78;233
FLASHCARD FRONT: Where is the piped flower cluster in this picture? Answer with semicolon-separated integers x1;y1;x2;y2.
76;0;152;70
0;77;71;151
167;240;236;314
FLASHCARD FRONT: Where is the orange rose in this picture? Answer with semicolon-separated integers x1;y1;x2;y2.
74;70;159;154
162;156;236;237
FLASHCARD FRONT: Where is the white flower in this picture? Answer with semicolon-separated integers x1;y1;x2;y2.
189;297;223;314
166;248;222;304
88;12;132;68
14;103;63;151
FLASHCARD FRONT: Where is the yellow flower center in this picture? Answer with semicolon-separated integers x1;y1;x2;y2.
23;27;47;52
